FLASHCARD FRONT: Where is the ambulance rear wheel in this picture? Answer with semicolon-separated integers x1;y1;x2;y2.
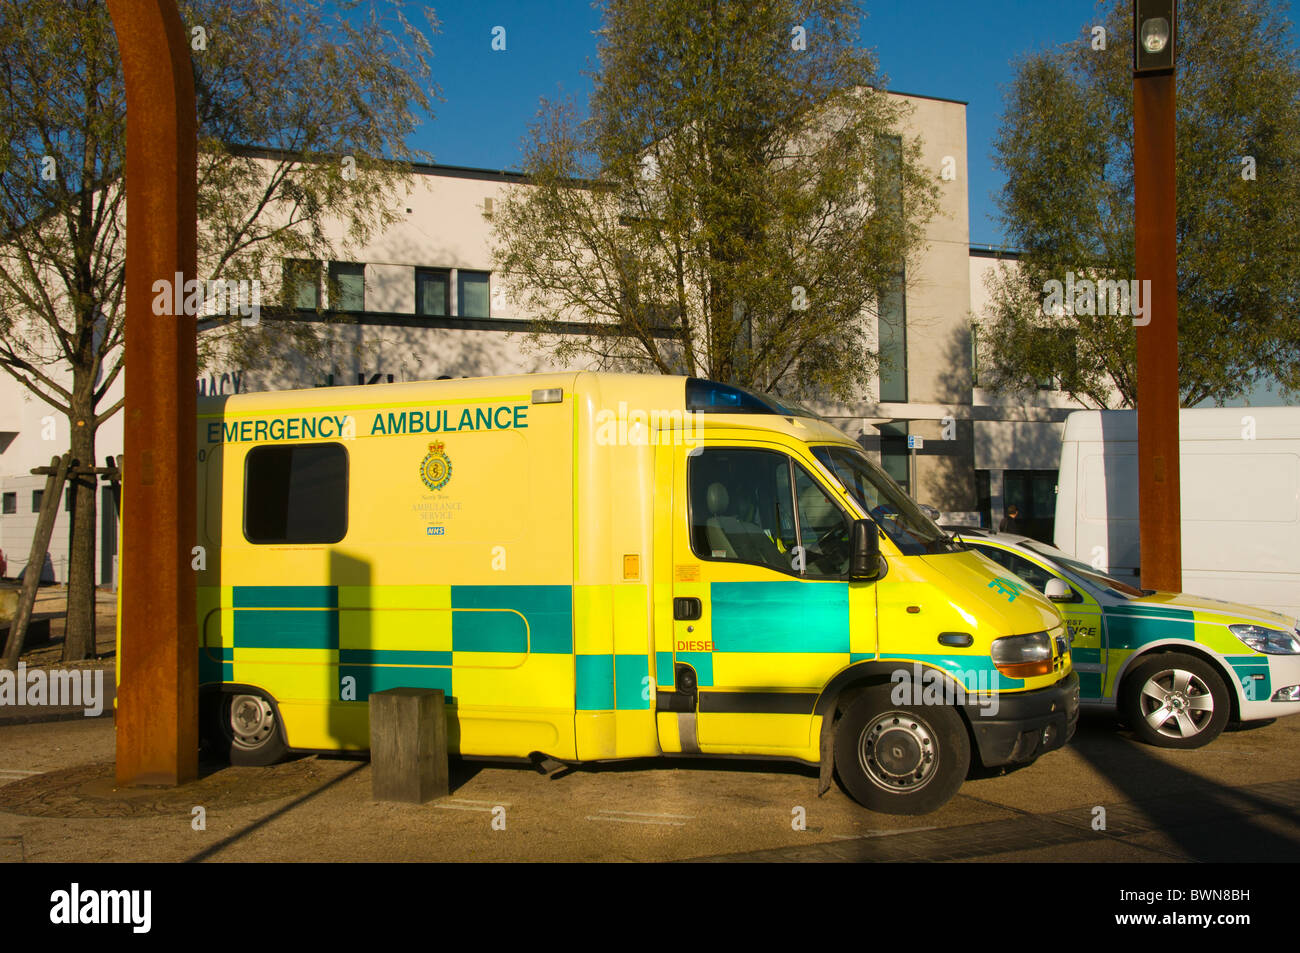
208;691;288;766
833;686;969;815
1120;653;1229;749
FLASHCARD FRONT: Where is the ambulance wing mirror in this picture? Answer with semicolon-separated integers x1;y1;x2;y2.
1044;578;1073;602
849;519;881;581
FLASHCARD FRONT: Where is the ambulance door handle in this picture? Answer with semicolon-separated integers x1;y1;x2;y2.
673;597;702;621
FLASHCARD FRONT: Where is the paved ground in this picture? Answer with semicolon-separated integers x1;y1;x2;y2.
0;709;1296;862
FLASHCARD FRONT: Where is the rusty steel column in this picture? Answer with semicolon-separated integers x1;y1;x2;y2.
109;0;198;786
1133;67;1182;593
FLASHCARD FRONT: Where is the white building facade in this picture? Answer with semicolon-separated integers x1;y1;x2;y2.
0;90;1086;584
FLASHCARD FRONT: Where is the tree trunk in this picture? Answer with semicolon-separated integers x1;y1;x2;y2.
62;408;98;661
2;454;71;670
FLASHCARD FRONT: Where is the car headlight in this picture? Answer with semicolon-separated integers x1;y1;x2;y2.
1229;624;1300;656
991;632;1053;677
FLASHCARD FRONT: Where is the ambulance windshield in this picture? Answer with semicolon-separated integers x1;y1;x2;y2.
810;445;958;556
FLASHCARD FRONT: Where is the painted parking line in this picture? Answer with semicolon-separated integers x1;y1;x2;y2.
433;798;512;813
829;826;938;840
586;809;695;827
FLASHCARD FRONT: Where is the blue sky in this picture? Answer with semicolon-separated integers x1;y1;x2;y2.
412;0;1295;405
415;0;1112;246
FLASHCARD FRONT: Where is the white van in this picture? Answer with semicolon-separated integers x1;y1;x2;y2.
1054;408;1300;618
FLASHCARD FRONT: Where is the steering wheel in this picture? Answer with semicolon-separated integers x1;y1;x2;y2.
813;524;852;560
800;524;851;574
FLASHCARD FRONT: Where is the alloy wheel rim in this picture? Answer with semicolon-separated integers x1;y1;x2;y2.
1139;669;1214;739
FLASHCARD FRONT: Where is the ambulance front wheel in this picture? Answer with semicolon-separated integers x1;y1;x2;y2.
205;690;288;766
833;686;969;815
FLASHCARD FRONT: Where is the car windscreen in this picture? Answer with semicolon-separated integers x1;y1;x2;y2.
810;444;958;556
1023;541;1146;597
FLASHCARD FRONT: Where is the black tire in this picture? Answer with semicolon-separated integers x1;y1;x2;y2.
1119;653;1230;749
204;690;288;766
833;685;970;815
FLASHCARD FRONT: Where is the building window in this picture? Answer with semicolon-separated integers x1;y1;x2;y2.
2;492;15;515
877;275;908;403
31;490;43;513
1003;469;1058;544
415;268;450;317
244;443;348;544
875;134;903;218
970;322;979;388
284;259;321;310
458;270;491;318
975;469;992;529
878;422;909;495
329;262;366;312
874;133;907;404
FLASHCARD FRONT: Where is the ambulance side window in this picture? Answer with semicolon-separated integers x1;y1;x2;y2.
688;448;851;577
244;442;348;544
792;464;852;578
689;448;796;573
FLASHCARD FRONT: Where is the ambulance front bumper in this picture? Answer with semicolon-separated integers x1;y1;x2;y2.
965;672;1080;768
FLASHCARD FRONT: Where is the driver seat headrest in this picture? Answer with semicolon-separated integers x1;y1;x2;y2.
706;482;730;516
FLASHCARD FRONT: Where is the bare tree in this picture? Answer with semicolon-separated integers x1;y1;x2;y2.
0;0;438;659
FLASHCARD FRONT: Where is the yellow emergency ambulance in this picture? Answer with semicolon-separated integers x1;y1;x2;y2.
194;372;1078;814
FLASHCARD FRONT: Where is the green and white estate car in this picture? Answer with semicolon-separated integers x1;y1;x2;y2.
943;528;1300;748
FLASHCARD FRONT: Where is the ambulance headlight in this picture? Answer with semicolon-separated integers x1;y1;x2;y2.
991;632;1053;678
1229;624;1300;656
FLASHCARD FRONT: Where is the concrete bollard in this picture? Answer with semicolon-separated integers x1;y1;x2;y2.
369;687;448;803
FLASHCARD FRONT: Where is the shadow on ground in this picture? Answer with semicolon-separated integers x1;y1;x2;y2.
1070;711;1300;861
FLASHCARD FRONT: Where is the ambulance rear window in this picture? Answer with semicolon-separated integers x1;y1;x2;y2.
244;442;348;544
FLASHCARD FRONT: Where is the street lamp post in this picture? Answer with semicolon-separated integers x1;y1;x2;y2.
1133;0;1182;593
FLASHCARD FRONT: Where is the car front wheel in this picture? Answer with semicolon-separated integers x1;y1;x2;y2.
1120;653;1230;749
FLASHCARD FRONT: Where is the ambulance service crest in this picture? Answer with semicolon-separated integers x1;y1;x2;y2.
419;441;453;491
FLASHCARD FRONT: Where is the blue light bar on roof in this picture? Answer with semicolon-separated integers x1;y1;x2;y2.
684;378;820;419
685;378;773;414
